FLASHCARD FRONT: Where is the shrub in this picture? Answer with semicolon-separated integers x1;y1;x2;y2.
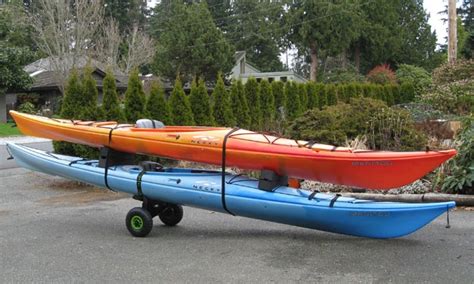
288;97;426;151
400;82;416;103
395;64;432;96
298;83;308;112
271;80;286;119
169;77;194;126
325;84;337;106
244;77;261;130
383;85;395;106
390;84;401;104
102;70;125;122
124;70;146;123
285;81;301;121
212;75;235;127
54;70;83;156
230;80;251;129
321;67;364;83
366;64;397;85
59;69;83;119
306;82;320;110
189;78;213;126
420;60;474;115
146;81;173;125
336;84;348;103
432;59;474;85
317;83;328;109
439;116;474;194
260;80;275;130
17;101;36;114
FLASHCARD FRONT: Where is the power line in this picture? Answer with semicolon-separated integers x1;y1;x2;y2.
157;0;375;51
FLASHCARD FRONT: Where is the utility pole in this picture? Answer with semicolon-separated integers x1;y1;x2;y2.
448;0;457;64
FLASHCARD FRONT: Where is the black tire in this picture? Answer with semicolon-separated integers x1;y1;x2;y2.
126;207;153;237
159;205;184;226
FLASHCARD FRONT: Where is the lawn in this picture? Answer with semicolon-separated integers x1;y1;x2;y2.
0;123;23;137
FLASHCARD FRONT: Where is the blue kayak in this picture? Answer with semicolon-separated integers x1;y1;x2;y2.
7;143;455;239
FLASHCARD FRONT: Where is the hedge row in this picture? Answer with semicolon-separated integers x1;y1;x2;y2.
58;70;418;132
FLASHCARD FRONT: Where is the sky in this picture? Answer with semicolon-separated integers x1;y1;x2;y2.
424;0;450;46
148;0;453;46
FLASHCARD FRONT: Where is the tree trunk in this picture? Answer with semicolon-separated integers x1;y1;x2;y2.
354;43;361;72
0;93;7;123
448;0;457;64
310;43;318;82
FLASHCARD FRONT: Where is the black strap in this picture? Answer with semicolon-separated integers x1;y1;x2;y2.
103;148;116;192
329;194;341;207
308;190;320;200
136;170;146;200
221;127;240;215
108;127;115;144
68;159;86;166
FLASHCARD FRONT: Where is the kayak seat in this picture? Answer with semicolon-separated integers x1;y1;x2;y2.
136;119;165;129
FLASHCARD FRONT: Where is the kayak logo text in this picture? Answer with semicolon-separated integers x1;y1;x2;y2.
191;135;220;146
193;181;220;193
351;161;393;166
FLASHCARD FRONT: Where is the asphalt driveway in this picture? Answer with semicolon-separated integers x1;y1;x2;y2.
0;168;473;283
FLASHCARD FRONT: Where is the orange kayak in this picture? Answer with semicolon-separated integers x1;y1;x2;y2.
10;111;456;189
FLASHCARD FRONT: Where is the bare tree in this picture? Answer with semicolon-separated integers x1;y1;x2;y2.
31;0;156;92
122;25;156;74
30;0;105;91
95;18;122;68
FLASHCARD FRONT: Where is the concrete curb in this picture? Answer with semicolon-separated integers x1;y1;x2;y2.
342;192;474;206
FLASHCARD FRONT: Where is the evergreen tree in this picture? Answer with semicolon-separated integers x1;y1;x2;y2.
230;80;251;129
146;81;173;125
271;81;286;117
306;82;319;110
104;0;148;33
74;66;102;158
226;0;284;71
102;69;125;122
244;77;262;130
60;69;83;119
189;78;214;126
54;69;83;156
285;81;301;120
318;83;328;109
212;75;235;127
151;2;234;81
287;1;362;81
326;84;338;106
298;83;308;112
259;80;275;131
169;77;194;126
124;70;146;123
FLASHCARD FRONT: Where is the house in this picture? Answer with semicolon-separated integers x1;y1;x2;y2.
230;51;307;84
2;56;128;122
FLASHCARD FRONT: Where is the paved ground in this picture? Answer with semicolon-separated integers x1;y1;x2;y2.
0;139;52;170
0;167;473;283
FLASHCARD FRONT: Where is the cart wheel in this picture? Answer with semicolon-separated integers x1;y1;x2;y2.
126;207;153;237
159;205;183;226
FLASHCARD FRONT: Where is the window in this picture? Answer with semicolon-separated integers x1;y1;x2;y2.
280;76;287;82
268;77;274;83
256;78;262;83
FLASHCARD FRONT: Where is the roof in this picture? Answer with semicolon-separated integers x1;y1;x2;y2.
239;71;308;82
23;56;128;91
